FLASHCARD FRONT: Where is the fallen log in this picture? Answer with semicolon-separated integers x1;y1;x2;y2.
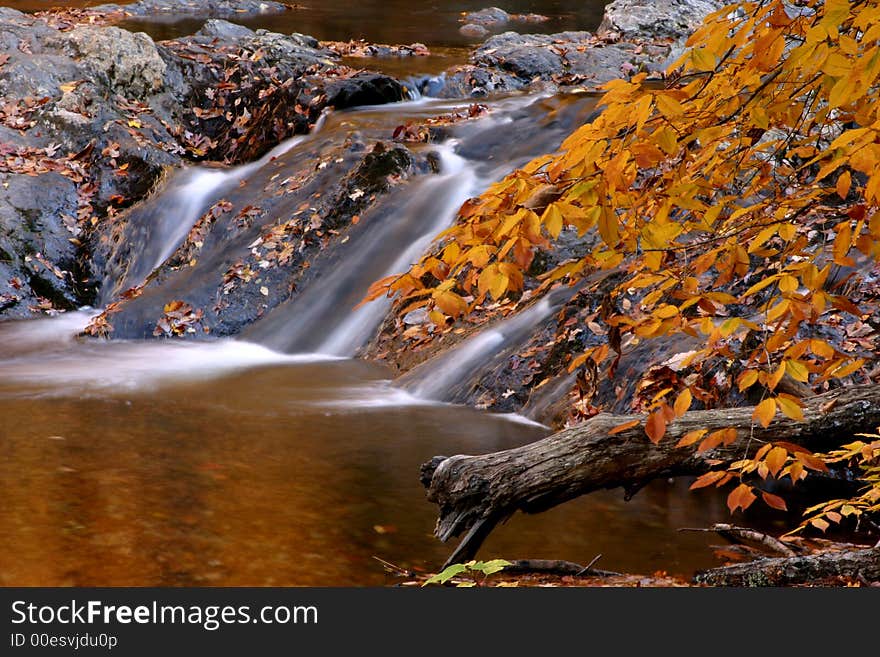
694;546;880;586
421;384;880;567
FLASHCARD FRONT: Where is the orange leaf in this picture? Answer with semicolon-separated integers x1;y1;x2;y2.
645;410;667;445
836;170;851;200
810;517;830;532
761;491;788;511
677;429;707;447
608;419;640;435
765;446;788;477
752;398;776;428
690;470;727;490
697;429;726;454
673;388;693;417
727;484;757;513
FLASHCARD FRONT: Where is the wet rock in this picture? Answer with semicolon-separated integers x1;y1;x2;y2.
94;0;291;20
459;24;489;39
0;172;82;316
436;31;670;97
599;0;724;40
325;72;406;110
98;138;423;340
463;7;511;27
0;6;410;320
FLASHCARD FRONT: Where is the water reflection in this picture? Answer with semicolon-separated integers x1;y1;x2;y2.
0;319;730;586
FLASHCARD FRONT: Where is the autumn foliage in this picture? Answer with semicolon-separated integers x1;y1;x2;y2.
375;1;880;532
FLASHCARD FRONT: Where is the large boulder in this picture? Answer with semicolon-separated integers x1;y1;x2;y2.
45;26;167;100
599;0;724;40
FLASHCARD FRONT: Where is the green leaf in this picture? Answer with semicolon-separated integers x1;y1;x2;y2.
469;559;512;576
422;563;469;586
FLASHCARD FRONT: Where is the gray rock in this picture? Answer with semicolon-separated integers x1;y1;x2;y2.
46;26;167;99
0;172;81;315
599;0;724;40
196;18;257;41
94;0;290;19
463;7;511;26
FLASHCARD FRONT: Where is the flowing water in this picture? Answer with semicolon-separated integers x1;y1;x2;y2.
0;1;749;586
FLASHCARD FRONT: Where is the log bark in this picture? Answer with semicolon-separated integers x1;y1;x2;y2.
421;384;880;567
694;546;880;586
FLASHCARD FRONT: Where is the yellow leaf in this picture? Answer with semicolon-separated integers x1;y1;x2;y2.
655;93;685;118
542;204;564;239
776;395;804;421
785;359;809;383
598;207;620;247
769;362;786;391
478;265;508;301
737;370;759;392
691;47;716;72
752;398;776;428
674;388;692;417
434;290;468;317
833;221;853;265
778;275;798;294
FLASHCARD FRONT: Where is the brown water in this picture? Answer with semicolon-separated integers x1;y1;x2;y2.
6;1;610;77
0;1;751;587
0;312;740;586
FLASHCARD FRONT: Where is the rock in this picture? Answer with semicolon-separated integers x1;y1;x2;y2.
98;138;423;340
46;26;167;100
196;18;257;41
93;0;291;19
459;23;490;39
463;7;511;26
0;172;82;316
325;72;407;110
439;31;672;96
0;6;411;320
599;0;724;40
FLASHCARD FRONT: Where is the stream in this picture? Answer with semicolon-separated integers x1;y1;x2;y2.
0;0;742;586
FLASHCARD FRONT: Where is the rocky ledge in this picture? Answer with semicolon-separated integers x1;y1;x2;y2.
0;3;403;318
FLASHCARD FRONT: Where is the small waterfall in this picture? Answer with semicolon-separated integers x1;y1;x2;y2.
398;285;582;401
243;142;480;355
316;145;476;355
101;112;329;303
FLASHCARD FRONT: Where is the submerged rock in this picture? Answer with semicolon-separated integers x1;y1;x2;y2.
459;23;490;39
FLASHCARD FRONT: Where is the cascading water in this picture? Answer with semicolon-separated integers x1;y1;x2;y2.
243;142;479;356
398;285;582;401
99;113;329;304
